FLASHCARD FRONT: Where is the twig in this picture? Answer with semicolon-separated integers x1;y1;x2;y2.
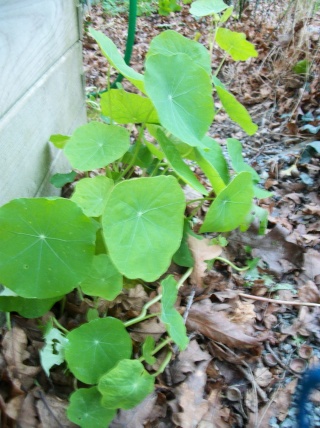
239;293;320;308
265;341;302;378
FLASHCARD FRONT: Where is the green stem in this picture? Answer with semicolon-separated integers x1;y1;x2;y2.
214;53;228;77
124;294;162;327
6;313;11;330
52;318;69;335
177;267;193;288
213;256;250;272
152;351;173;377
118;127;144;181
151;337;172;356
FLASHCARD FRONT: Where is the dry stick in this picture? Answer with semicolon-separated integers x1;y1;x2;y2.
265;341;302;378
238;293;320;308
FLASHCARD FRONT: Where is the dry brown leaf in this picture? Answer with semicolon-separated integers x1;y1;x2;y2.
2;328;41;390
198;389;230;428
129;317;166;343
110;393;159;428
170;360;210;428
35;392;75;428
186;300;262;349
303;249;320;281
188;235;222;285
298;280;320;303
169;339;211;384
254;367;273;387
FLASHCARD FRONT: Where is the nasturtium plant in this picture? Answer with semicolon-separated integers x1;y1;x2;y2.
64;121;130;171
71;175;114;217
80;254;123;300
160;275;189;350
0;13;268;427
98;359;155;409
102;176;185;281
65;318;132;384
68;387;116;428
0;198;97;298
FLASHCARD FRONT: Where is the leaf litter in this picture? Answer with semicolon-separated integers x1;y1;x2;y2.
1;1;320;427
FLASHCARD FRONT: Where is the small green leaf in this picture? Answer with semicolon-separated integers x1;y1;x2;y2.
80;254;122;301
200;172;254;232
145;53;214;147
213;78;258;135
50;171;77;188
227;138;260;182
100;90;159;124
64;122;130;171
89;28;145;92
40;326;68;376
190;0;228;16
194;149;226;194
142;336;156;365
147;30;211;75
65;318;132;385
216;28;258;61
0;198;97;299
67;387;116;428
71;176;114;217
253;186;273;199
160;275;189;350
0;286;61;318
292;59;310;75
102;176;185;281
173;221;194;268
156;129;208;195
199;136;229;184
220;6;233;22
98;359;155;409
49;134;70;149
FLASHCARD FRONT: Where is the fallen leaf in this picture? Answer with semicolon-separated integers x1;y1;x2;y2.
170;360;210;428
129;317;166;343
2;328;41;391
198;389;230;428
298;280;320;303
35;391;75;428
303;249;320;281
186;300;262;349
254;367;273;387
188;235;222;285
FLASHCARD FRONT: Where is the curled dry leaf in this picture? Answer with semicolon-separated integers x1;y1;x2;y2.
188;235;222;285
2;327;41;391
186;300;262;349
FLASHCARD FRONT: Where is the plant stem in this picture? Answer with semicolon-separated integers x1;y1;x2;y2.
52;317;69;335
152;351;173;377
124;294;163;327
177;266;193;288
5;312;11;330
118;127;144;180
213;256;250;272
151;337;172;356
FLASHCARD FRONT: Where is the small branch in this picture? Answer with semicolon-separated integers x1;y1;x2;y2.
239;293;320;308
265;341;302;378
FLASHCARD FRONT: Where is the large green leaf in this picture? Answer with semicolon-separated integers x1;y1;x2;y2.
190;0;228;16
68;387;116;428
102;176;185;281
226;138;260;182
80;254;123;300
156;129;208;195
0;198;97;299
160;275;189;350
200;172;254;232
89;28;145;92
216;28;258;61
213;77;258;135
65;317;132;384
145;53;214;147
71;176;114;217
0;286;61;318
64;122;130;171
100;90;159;124
147;30;211;75
99;359;155;409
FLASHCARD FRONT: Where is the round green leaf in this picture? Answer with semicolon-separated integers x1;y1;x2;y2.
102;176;185;281
215;28;258;61
65;317;132;384
200;172;254;233
147;30;211;75
80;254;123;300
98;359;155;410
64;122;130;171
67;387;116;428
71;176;114;217
145;53;214;147
0;198;97;299
190;0;228;16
